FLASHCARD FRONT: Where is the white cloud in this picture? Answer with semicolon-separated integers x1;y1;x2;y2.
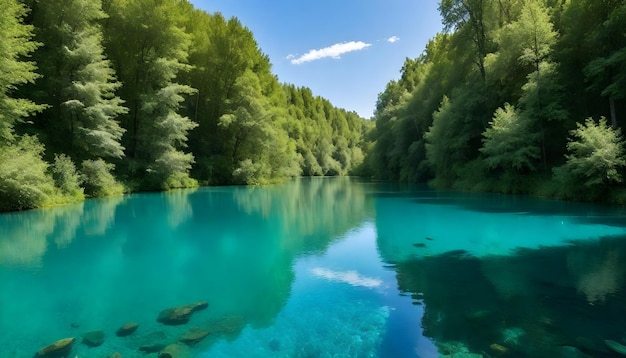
286;54;295;60
290;41;372;65
311;267;382;288
387;36;400;43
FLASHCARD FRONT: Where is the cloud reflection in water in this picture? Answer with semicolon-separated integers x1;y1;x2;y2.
311;267;382;288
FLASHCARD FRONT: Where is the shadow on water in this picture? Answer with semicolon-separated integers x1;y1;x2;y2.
368;182;626;229
389;236;626;357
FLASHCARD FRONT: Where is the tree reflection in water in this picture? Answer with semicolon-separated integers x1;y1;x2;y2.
391;237;626;357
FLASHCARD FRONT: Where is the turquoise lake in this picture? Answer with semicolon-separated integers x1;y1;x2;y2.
2;177;626;357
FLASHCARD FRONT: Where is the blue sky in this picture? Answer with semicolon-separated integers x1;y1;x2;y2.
189;0;443;118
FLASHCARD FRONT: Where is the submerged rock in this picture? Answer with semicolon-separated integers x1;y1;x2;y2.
35;337;75;357
133;330;168;352
490;343;508;355
157;301;208;325
108;353;122;358
605;340;626;356
179;327;210;345
413;243;426;248
116;322;139;337
82;330;105;347
139;343;166;353
158;343;191;358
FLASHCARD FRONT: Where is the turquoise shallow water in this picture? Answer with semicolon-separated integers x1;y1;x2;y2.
1;178;626;357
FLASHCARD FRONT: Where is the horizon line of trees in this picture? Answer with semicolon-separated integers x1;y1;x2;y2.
0;0;369;212
362;0;626;203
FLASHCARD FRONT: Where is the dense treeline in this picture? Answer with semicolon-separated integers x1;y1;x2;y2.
364;0;626;203
0;0;368;211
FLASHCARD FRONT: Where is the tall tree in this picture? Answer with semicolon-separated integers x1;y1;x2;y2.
439;0;493;80
0;0;41;142
104;0;198;189
0;0;60;211
24;0;127;161
219;70;300;184
582;1;626;128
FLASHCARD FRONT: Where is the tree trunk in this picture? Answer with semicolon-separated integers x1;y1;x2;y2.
609;97;617;128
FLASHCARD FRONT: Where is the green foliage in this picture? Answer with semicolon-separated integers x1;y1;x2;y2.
481;103;540;171
554;117;626;188
366;0;626;203
51;154;84;200
0;0;43;142
0;0;366;211
104;0;198;190
80;159;125;198
282;84;366;179
424;76;494;186
0;136;56;211
23;0;127;160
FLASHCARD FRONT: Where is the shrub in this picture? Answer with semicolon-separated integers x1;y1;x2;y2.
554;117;626;186
81;159;125;197
51;154;84;200
0;136;57;211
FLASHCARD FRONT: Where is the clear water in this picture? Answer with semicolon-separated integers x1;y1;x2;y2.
2;178;626;357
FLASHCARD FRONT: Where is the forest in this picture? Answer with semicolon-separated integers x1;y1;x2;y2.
362;0;626;203
0;0;369;211
2;0;626;212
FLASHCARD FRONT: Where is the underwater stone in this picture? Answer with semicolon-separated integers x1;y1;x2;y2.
81;330;105;347
139;343;166;353
133;330;168;352
35;337;75;357
157;301;208;325
179;327;210;345
108;353;121;358
158;343;191;358
116;322;139;337
490;343;508;355
605;340;626;356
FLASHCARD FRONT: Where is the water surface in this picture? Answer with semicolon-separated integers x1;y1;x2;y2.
1;178;626;357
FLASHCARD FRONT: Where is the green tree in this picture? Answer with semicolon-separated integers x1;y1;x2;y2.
0;136;57;211
0;0;42;142
582;1;626;128
480;103;540;171
25;0;127;160
438;0;494;80
81;158;124;197
507;0;566;169
554;117;626;196
104;0;198;189
219;70;299;184
182;13;270;182
0;0;64;212
424;77;494;186
51;154;84;199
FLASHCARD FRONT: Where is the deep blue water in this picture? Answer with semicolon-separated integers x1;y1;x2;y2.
1;178;626;357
